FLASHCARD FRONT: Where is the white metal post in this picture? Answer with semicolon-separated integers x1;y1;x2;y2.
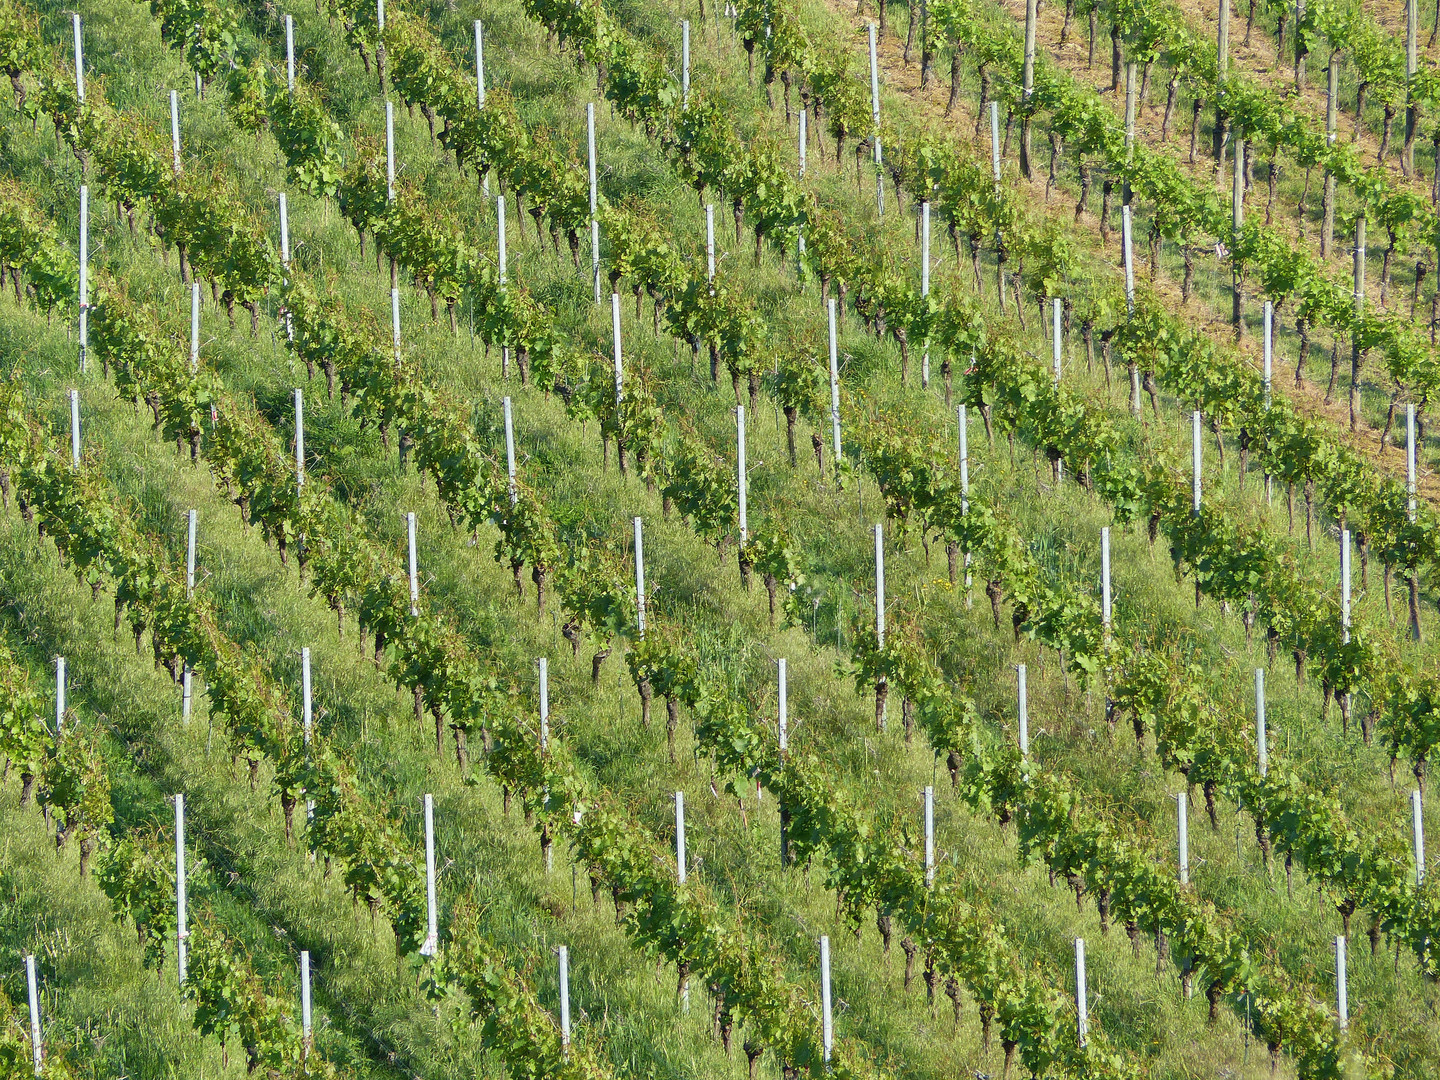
868;23;882;215
421;793;438;955
874;523;885;649
1075;938;1088;1046
1053;298;1062;382
682;20;690;107
190;283;201;371
186;510;197;595
675;791;686;883
175;794;188;985
78;186;87;374
1335;936;1348;1031
820;935;833;1063
1122;205;1135;317
633;517;646;638
504;396;517;506
391;288;401;358
1263;301;1273;407
799;111;807;177
385;101;395;202
538;657;549;752
828;298;841;470
559;945;571;1052
279;194;290;265
300;950;312;1055
587;103;598;302
1192;411;1203;516
612;293;623;408
1256;669;1267;777
1176;791;1189;885
705;205;715;282
294;388;304;490
1341;528;1351;643
170;90;181;174
69;389;80;468
921;201;931;388
960;404;971;597
737;406;748;543
1414;789;1426;885
54;656;64;734
778;658;788;752
25;955;41;1076
407;512;418;616
498;196;508;284
286;15;295;92
475;21;485;106
1017;664;1029;755
1101;527;1112;636
989;101;1000;182
923;786;934;886
302;647;312;744
1408;403;1418;521
72;14;84;102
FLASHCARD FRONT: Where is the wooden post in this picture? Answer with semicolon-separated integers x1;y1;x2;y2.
300;950;312;1056
421;794;438;955
1216;0;1230;165
559;945;571;1052
820;935;833;1063
175;794;188;986
503;396;517;506
54;657;64;734
78;186;87;374
25;955;41;1076
1074;938;1088;1046
69;389;80;468
633;517;646;638
407;512;418;616
169;90;181;174
923;785;934;886
1022;0;1037;179
1335;936;1348;1031
1322;54;1338;257
1101;527;1111;637
1256;669;1267;776
737;406;748;544
588;104;598;301
828;298;841;475
1192;411;1202;515
1017;664;1029;755
294;388;304;490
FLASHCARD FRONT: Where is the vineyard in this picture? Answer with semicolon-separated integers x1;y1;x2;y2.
3;0;1440;1072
